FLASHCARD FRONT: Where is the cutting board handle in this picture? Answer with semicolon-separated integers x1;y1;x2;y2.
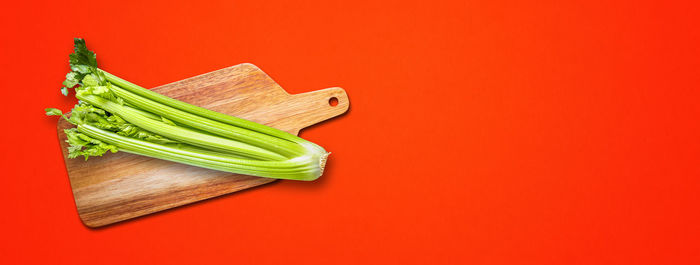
273;87;349;134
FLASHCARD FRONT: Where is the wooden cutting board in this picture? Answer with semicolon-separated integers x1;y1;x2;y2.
56;63;349;227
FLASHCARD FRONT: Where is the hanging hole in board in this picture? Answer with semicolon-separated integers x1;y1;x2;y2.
329;97;339;107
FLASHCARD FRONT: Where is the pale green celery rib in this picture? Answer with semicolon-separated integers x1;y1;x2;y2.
78;124;322;180
124;105;161;120
127;105;213;134
77;94;287;161
100;70;326;153
108;84;307;158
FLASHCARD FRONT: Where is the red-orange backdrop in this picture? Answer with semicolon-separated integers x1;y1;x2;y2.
2;0;699;264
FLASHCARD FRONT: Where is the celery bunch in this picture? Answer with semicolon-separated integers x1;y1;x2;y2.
46;39;328;181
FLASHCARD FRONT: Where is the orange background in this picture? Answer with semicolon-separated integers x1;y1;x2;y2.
2;0;700;264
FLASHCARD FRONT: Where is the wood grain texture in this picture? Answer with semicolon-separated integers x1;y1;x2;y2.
56;63;349;227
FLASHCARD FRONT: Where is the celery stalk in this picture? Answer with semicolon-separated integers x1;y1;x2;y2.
46;38;330;181
107;84;308;158
77;125;324;180
101;70;326;152
77;94;287;161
